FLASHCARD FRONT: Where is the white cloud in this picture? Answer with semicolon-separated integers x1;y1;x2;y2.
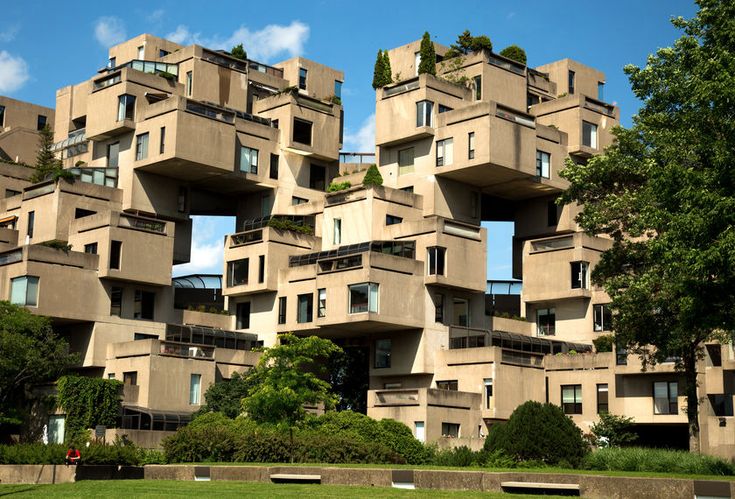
343;114;375;153
0;51;29;93
0;25;20;42
172;217;228;276
165;20;309;62
94;16;126;47
148;9;165;23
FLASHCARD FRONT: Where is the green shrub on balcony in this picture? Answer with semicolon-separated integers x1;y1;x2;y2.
499;45;527;65
267;217;314;235
230;43;247;61
592;334;615;352
362;164;383;187
418;31;436;76
158;71;176;81
327;181;351;192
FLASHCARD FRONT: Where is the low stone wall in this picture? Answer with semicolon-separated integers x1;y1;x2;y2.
0;464;76;484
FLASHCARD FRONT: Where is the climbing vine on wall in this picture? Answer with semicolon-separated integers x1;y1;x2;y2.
57;375;122;444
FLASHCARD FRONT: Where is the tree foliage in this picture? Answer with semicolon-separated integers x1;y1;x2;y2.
382;51;393;85
499;45;527;65
0;302;77;440
559;0;735;452
241;333;342;425
372;50;393;89
32;125;62;183
362;164;383;187
230;43;247;60
444;30;492;58
57;376;122;445
196;371;252;419
418;31;436;76
589;412;638;448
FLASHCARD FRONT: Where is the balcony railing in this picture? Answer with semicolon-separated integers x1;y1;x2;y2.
123;59;179;77
230;230;263;247
93;72;121;90
383;78;420;97
0;249;22;266
288;240;416;267
448;326;591;355
119;214;166;234
247;60;284;78
67;167;118;188
202;49;248;72
495;105;535;128
159;341;214;359
339;152;376;164
186;100;235;124
487;53;526;76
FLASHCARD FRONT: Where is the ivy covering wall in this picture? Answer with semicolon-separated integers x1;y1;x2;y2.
57;375;122;444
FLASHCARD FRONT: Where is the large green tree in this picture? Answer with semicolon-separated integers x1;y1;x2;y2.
560;0;735;452
0;302;77;441
418;31;436;76
196;371;253;419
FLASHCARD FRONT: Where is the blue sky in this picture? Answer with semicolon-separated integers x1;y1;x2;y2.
0;0;698;278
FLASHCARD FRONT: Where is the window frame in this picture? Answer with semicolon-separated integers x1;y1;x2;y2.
317;288;327;318
297;293;314;323
537;307;556;336
474;75;482;100
240;145;259;174
593;303;613;332
117;94;136;121
374;338;391;368
189;373;202;405
427;246;446;276
597;383;609;414
135;132;149;161
434;293;444;323
416;100;433;127
298;67;307;90
582;121;598;149
436;138;453;167
468;132;475;159
571;261;589;289
348;282;379;314
561;384;582;414
10;275;39;307
653;381;678;415
536;150;550;178
227;258;249;287
110;240;122;270
278;296;287;324
398;147;414;168
236;301;251;329
293;118;313;145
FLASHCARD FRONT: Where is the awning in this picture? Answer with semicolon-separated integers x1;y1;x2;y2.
0;214;18;226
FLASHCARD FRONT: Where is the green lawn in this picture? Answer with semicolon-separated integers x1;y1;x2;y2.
0;480;555;498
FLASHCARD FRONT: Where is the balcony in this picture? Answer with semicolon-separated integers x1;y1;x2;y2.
371;387;480;411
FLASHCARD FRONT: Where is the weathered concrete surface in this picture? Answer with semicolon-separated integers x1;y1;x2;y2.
144;464;195;480
0;464;76;484
210;466;269;482
414;470;484;490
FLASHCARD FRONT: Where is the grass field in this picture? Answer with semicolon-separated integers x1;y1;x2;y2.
0;480;555;498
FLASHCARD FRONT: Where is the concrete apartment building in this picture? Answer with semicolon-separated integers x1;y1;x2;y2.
0;34;733;457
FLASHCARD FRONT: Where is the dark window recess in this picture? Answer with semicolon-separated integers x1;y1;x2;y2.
0;105;5;127
75;208;96;219
160;126;166;154
236;302;251;329
297;293;313;323
427;247;446;275
5;189;21;198
571;261;588;289
438;104;453;113
375;339;391;368
706;344;722;367
110;240;122;270
278;297;287;324
437;380;458;391
597;384;609;413
258;255;265;283
434;294;444;323
37;115;47;131
593;304;613;332
400;186;414;194
177;187;187;213
228;258;249;287
310;163;326;191
134;332;157;340
710;394;734;417
270;154;279;179
293;119;312;145
339;109;344;145
562;384;582;414
386;214;402;226
27;211;35;238
134;290;155;320
547;201;560;227
84;243;98;254
298;67;307;90
123;371;138;386
568;70;575;94
110;287;123;316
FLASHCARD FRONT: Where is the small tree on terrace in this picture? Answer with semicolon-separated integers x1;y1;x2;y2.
372;50;393;89
499;45;527;65
230;43;247;60
418;31;436;76
32;125;61;183
444;30;492;58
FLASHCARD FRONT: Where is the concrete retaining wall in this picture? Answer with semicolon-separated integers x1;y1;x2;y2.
0;465;76;484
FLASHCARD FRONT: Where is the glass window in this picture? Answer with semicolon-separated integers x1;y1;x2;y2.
594;304;613;332
571;261;589;289
240;146;259;174
236;302;251;329
597;384;609;413
27;211;34;239
437;380;458;391
135;133;149;161
452;298;469;327
299;67;307;90
537;307;556;336
258;255;265;283
178;187;187;213
297;293;313;323
436;138;453;167
333;218;342;244
278;296;287;324
123;371;137;386
536;150;550;178
84;243;98;254
484;378;493;409
137;45;145;59
375;339;391;368
186;71;193;97
270;154;279;179
654;381;678;414
474;75;482;101
318;288;326;318
468;132;475;159
110;240;122;270
414;51;421;76
293;118;312;145
227;258;249;287
334;80;342;99
398;148;414;168
427;247;446;275
108;57;116;68
159;49;170;58
562;384;582;414
568;70;575;95
386;214;402;226
160;127;166;154
189;374;202;405
133;290;155;320
442;422;460;438
349;283;379;313
117;94;135;121
598;81;605;101
434;293;444;323
416;100;433;127
37;115;47;131
110;287;122;316
582;121;598;148
292;196;308;205
414;421;425;442
0;105;4;127
107;142;120;168
10;276;39;306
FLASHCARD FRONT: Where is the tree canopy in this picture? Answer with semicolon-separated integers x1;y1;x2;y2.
444;30;492;58
241;333;342;426
499;45;527;65
230;43;247;61
196;371;253;419
559;0;735;452
418;32;436;76
372;50;393;89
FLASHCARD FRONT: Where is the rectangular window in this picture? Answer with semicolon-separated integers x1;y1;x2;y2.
453;298;469;327
137;45;144;59
442;422;460;438
438;104;453;113
0;105;4;127
269;154;279;179
108;57;116;68
135;132;149;161
436;138;453;167
468;132;475;159
258;255;265;283
117;94;136;121
159;127;166;154
84;243;98;254
185;71;192;97
318;288;326;318
333;218;341;244
227;258;249;287
107;142;120;168
654;381;678;414
537;307;556;336
571;261;589;289
178;187;187;213
189;374;202;405
386;214;402;226
299;67;307;90
349;283;379;313
484;378;493;409
597;384;609;414
240;146;258;174
582;121;598;148
536;150;550;178
414;421;425;442
437;380;458;391
400;186;414;194
278;297;287;324
594;304;613;332
292;196;308;206
414;51;421;76
334;80;342;99
133;290;155;320
108;373;115;379
616;347;628;366
375;339;391;368
10;276;39;306
427;247;446;276
110;287;122;316
293;118;312;145
547;201;560;227
416;100;433;127
109;240;122;270
37;115;47;131
434;293;444;323
27;211;34;238
474;75;482;100
123;371;138;386
398;147;414;168
598;81;605;101
309;163;326;191
236;302;251;329
159;49;170;58
562;384;582;414
297;293;313;323
568;70;575;95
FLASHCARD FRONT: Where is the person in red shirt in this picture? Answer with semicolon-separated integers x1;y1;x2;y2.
65;446;80;466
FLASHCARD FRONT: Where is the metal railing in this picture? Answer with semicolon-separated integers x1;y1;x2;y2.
119;214;166;234
339;152;376;164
